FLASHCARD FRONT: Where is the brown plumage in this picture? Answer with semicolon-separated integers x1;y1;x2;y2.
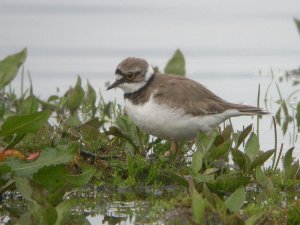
124;72;268;117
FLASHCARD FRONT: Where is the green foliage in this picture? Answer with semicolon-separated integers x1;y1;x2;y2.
225;187;246;213
0;110;51;137
0;48;27;90
164;49;186;76
3;144;77;177
0;48;300;225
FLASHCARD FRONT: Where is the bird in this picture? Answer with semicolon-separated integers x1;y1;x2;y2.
107;57;269;156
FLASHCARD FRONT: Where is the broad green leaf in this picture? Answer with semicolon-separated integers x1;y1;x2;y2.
255;167;275;194
236;124;253;148
205;139;231;161
15;177;35;203
225;187;245;212
283;147;295;170
244;133;259;161
285;159;300;180
4;144;77;177
192;149;203;174
0;48;27;90
192;190;205;224
0;110;51;137
33;165;68;192
164;49;185;76
249;149;275;171
232;149;249;173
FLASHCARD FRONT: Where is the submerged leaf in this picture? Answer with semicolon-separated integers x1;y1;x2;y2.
164;49;185;76
0;48;27;90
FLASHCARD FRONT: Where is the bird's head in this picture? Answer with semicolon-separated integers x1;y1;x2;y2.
106;57;154;93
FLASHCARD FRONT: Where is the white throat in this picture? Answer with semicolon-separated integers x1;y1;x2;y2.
118;63;154;93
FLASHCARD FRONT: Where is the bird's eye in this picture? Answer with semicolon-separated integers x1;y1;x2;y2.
126;72;135;80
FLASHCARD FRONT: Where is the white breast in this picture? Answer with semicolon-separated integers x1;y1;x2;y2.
124;96;241;141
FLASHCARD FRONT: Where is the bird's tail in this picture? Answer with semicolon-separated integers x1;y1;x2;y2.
229;103;270;116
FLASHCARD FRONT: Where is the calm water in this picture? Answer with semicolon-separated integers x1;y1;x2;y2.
1;1;300;224
1;0;300;150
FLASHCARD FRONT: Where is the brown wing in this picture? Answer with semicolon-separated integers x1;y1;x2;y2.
152;73;267;116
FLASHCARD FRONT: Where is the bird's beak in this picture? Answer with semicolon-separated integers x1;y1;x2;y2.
106;79;122;90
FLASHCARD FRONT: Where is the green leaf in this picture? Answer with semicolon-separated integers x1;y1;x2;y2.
19;96;39;115
207;174;250;194
4;144;77;177
64;76;84;113
205;139;231;161
192;190;205;224
296;103;300;131
0;110;51;137
244;133;259;161
225;187;245;213
275;108;281;125
0;48;27;90
232;149;249;173
283;147;295;170
285;159;300;180
191;149;203;175
55;199;78;225
164;49;185;76
67;166;96;187
236;124;253;148
249;150;275;171
33;165;68;192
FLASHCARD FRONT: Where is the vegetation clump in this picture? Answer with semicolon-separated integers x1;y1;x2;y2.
0;49;300;224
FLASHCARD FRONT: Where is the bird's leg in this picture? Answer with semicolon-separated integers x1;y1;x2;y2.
164;140;178;157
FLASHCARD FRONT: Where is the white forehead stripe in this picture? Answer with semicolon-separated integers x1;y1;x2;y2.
115;74;122;80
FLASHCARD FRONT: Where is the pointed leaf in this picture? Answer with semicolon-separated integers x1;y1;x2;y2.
295;18;300;35
225;187;245;212
285;160;300;180
244;133;259;161
0;48;27;90
192;190;205;224
283;147;295;170
192;149;203;174
249;150;275;171
0;110;51;137
164;49;185;76
236;124;252;148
